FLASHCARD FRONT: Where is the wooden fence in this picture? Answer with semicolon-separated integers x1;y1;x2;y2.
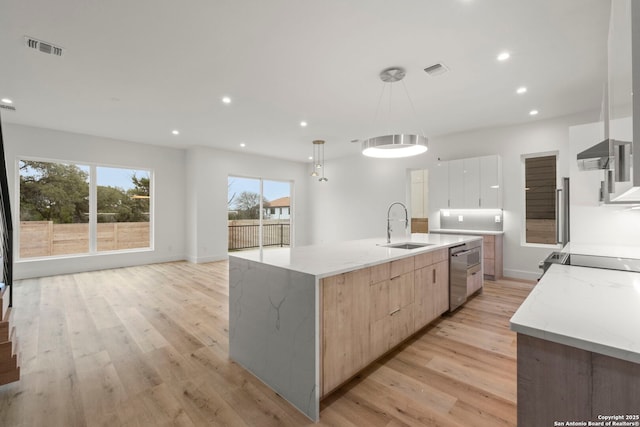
19;221;150;258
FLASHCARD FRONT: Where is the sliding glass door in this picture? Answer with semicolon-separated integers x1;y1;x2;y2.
227;176;291;251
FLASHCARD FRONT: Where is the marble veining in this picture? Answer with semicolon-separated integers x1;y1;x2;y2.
229;257;318;421
510;263;640;364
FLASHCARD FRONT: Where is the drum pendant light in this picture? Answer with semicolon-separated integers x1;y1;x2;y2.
361;67;428;158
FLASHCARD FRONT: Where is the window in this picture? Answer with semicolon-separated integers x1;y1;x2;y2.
96;167;150;252
227;176;291;251
524;154;557;244
19;159;152;259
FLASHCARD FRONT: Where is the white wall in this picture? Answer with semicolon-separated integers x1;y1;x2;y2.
3;124;312;277
310;112;597;280
185;146;311;263
4;123;186;279
8;113;621;281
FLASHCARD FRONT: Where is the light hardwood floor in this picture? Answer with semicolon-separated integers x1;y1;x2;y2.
0;261;533;426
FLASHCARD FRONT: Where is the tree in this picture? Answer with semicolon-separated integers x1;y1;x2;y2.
124;173;149;222
97;185;126;222
96;173;149;223
19;161;89;223
233;191;268;219
20;162;151;224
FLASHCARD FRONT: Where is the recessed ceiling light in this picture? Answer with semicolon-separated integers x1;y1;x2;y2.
497;52;510;61
1;98;13;104
172;130;180;135
300;121;308;127
222;96;231;104
516;86;527;94
529;109;539;116
240;143;246;148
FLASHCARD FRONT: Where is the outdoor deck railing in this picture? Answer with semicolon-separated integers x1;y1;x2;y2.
228;223;290;250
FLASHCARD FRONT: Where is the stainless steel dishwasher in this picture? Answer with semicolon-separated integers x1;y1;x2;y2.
449;240;482;311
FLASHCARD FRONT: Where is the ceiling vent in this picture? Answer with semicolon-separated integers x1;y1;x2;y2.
423;63;449;77
24;36;64;57
0;104;16;112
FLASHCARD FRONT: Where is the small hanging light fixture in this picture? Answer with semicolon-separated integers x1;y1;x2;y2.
310;140;328;182
360;67;428;159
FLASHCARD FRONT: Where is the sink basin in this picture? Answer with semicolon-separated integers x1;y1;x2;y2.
381;242;434;250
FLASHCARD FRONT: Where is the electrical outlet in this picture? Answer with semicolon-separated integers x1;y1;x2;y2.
495;215;501;223
442;210;450;217
458;215;464;222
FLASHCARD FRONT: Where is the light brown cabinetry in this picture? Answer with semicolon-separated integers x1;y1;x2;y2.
482;234;503;280
321;248;450;398
467;264;483;297
321;269;370;396
369;257;414;358
414;249;449;330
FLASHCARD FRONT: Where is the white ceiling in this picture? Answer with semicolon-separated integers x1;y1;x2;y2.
0;0;611;162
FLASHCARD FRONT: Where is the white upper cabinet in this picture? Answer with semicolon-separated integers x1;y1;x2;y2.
448;159;465;208
479;155;503;208
429;161;449;212
463;158;480;208
430;155;502;210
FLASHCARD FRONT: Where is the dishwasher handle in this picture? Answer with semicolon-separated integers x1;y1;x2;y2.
451;249;475;257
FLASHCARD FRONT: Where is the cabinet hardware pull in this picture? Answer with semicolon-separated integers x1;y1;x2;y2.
389;308;401;316
432;269;436;283
391;274;401;280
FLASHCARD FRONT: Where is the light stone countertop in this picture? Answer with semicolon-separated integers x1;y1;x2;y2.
228;233;482;278
510;263;640;364
430;228;505;236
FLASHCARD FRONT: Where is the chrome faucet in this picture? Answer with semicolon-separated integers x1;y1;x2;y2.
386;201;408;243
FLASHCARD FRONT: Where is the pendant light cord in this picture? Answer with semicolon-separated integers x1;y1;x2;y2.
372;77;426;139
372;81;387;134
400;80;426;138
401;79;427;139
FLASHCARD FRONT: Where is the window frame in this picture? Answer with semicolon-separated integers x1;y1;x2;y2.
520;151;562;248
16;156;154;261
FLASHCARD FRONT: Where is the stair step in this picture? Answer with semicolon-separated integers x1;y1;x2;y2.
0;285;20;386
0;327;17;361
0;307;10;342
0;366;20;386
0;353;17;374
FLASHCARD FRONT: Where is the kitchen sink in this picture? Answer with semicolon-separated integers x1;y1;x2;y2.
381;242;434;250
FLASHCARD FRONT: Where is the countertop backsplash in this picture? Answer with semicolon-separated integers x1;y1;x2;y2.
439;209;503;232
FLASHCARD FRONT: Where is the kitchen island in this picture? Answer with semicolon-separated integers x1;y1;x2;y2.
510;256;640;426
228;234;483;421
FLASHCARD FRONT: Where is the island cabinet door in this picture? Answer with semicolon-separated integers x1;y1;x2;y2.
321;268;371;397
388;272;415;346
369;279;392;359
433;260;449;315
414;265;436;330
414;250;449;331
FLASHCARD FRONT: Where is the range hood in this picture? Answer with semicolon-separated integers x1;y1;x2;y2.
581;0;639;203
577;139;612;170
